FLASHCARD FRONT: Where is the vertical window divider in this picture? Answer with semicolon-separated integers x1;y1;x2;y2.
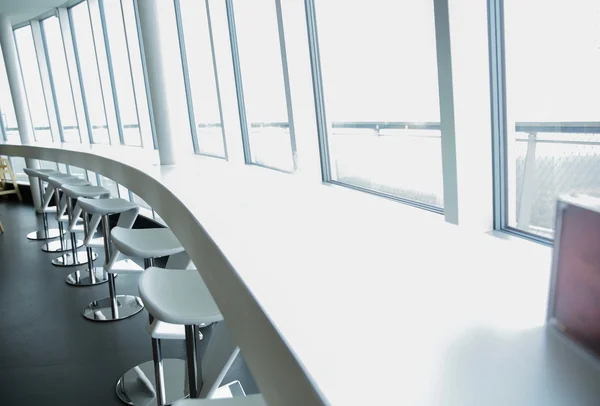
98;0;125;144
303;0;331;182
488;0;508;232
68;7;95;144
39;20;66;143
0;111;7;141
119;0;145;148
225;0;252;164
132;0;158;149
274;0;298;171
205;0;229;160
57;9;87;144
173;0;200;154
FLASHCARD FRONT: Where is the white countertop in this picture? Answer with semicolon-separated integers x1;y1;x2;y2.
3;141;600;405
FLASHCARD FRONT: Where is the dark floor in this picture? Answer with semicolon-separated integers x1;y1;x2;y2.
0;199;257;405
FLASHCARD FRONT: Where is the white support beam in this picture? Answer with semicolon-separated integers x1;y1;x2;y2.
434;0;494;231
0;14;41;209
136;0;193;165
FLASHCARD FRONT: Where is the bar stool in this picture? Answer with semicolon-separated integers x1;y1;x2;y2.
47;175;92;266
119;266;238;406
39;172;84;254
62;184;111;286
23;168;65;241
77;197;143;322
109;227;192;405
172;395;266;405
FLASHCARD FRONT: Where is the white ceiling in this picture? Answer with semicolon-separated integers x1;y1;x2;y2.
0;0;69;25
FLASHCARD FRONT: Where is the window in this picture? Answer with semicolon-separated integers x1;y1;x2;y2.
101;0;147;146
229;0;295;171
0;44;19;142
98;175;119;197
42;16;81;143
14;25;54;142
177;0;227;158
121;0;155;148
70;1;111;144
307;0;442;209
492;0;600;239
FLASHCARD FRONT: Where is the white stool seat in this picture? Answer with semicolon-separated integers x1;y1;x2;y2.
78;197;138;215
47;175;90;188
23;168;60;178
62;184;110;199
139;268;222;326
111;227;185;259
172;395;266;406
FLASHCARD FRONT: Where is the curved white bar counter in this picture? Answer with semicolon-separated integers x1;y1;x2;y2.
2;141;600;406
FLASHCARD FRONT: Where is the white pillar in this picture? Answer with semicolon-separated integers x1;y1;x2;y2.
0;14;41;210
136;0;193;165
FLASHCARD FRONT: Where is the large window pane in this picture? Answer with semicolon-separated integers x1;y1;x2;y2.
121;0;154;149
14;26;54;142
103;0;142;146
0;44;19;142
99;175;119;197
311;0;442;208
42;16;81;143
232;0;294;171
70;1;111;144
501;0;600;238
179;0;226;157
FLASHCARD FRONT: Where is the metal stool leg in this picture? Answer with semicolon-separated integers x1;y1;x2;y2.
66;211;107;286
83;214;143;322
185;325;200;398
51;191;89;265
116;258;188;405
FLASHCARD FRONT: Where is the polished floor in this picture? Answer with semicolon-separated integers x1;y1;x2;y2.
0;199;257;405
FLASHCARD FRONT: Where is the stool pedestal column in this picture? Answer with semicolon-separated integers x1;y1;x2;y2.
82;214;143;322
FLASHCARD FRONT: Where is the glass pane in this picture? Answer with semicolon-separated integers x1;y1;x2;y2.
40;160;58;170
232;0;293;171
9;157;28;182
0;44;19;142
179;0;226;157
122;0;154;148
99;175;119;197
103;0;142;146
14;26;54;142
43;16;81;143
87;170;99;185
68;165;86;178
314;0;442;207
70;2;111;144
503;0;600;238
131;191;151;210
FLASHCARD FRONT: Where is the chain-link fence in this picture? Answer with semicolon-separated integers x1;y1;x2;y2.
513;128;600;238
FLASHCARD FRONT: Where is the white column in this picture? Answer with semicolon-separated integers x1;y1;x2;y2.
136;0;193;165
0;14;42;210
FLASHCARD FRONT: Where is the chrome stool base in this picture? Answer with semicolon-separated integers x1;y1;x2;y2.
41;238;83;253
82;295;144;322
116;359;189;405
27;228;64;241
65;268;111;286
51;251;97;267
